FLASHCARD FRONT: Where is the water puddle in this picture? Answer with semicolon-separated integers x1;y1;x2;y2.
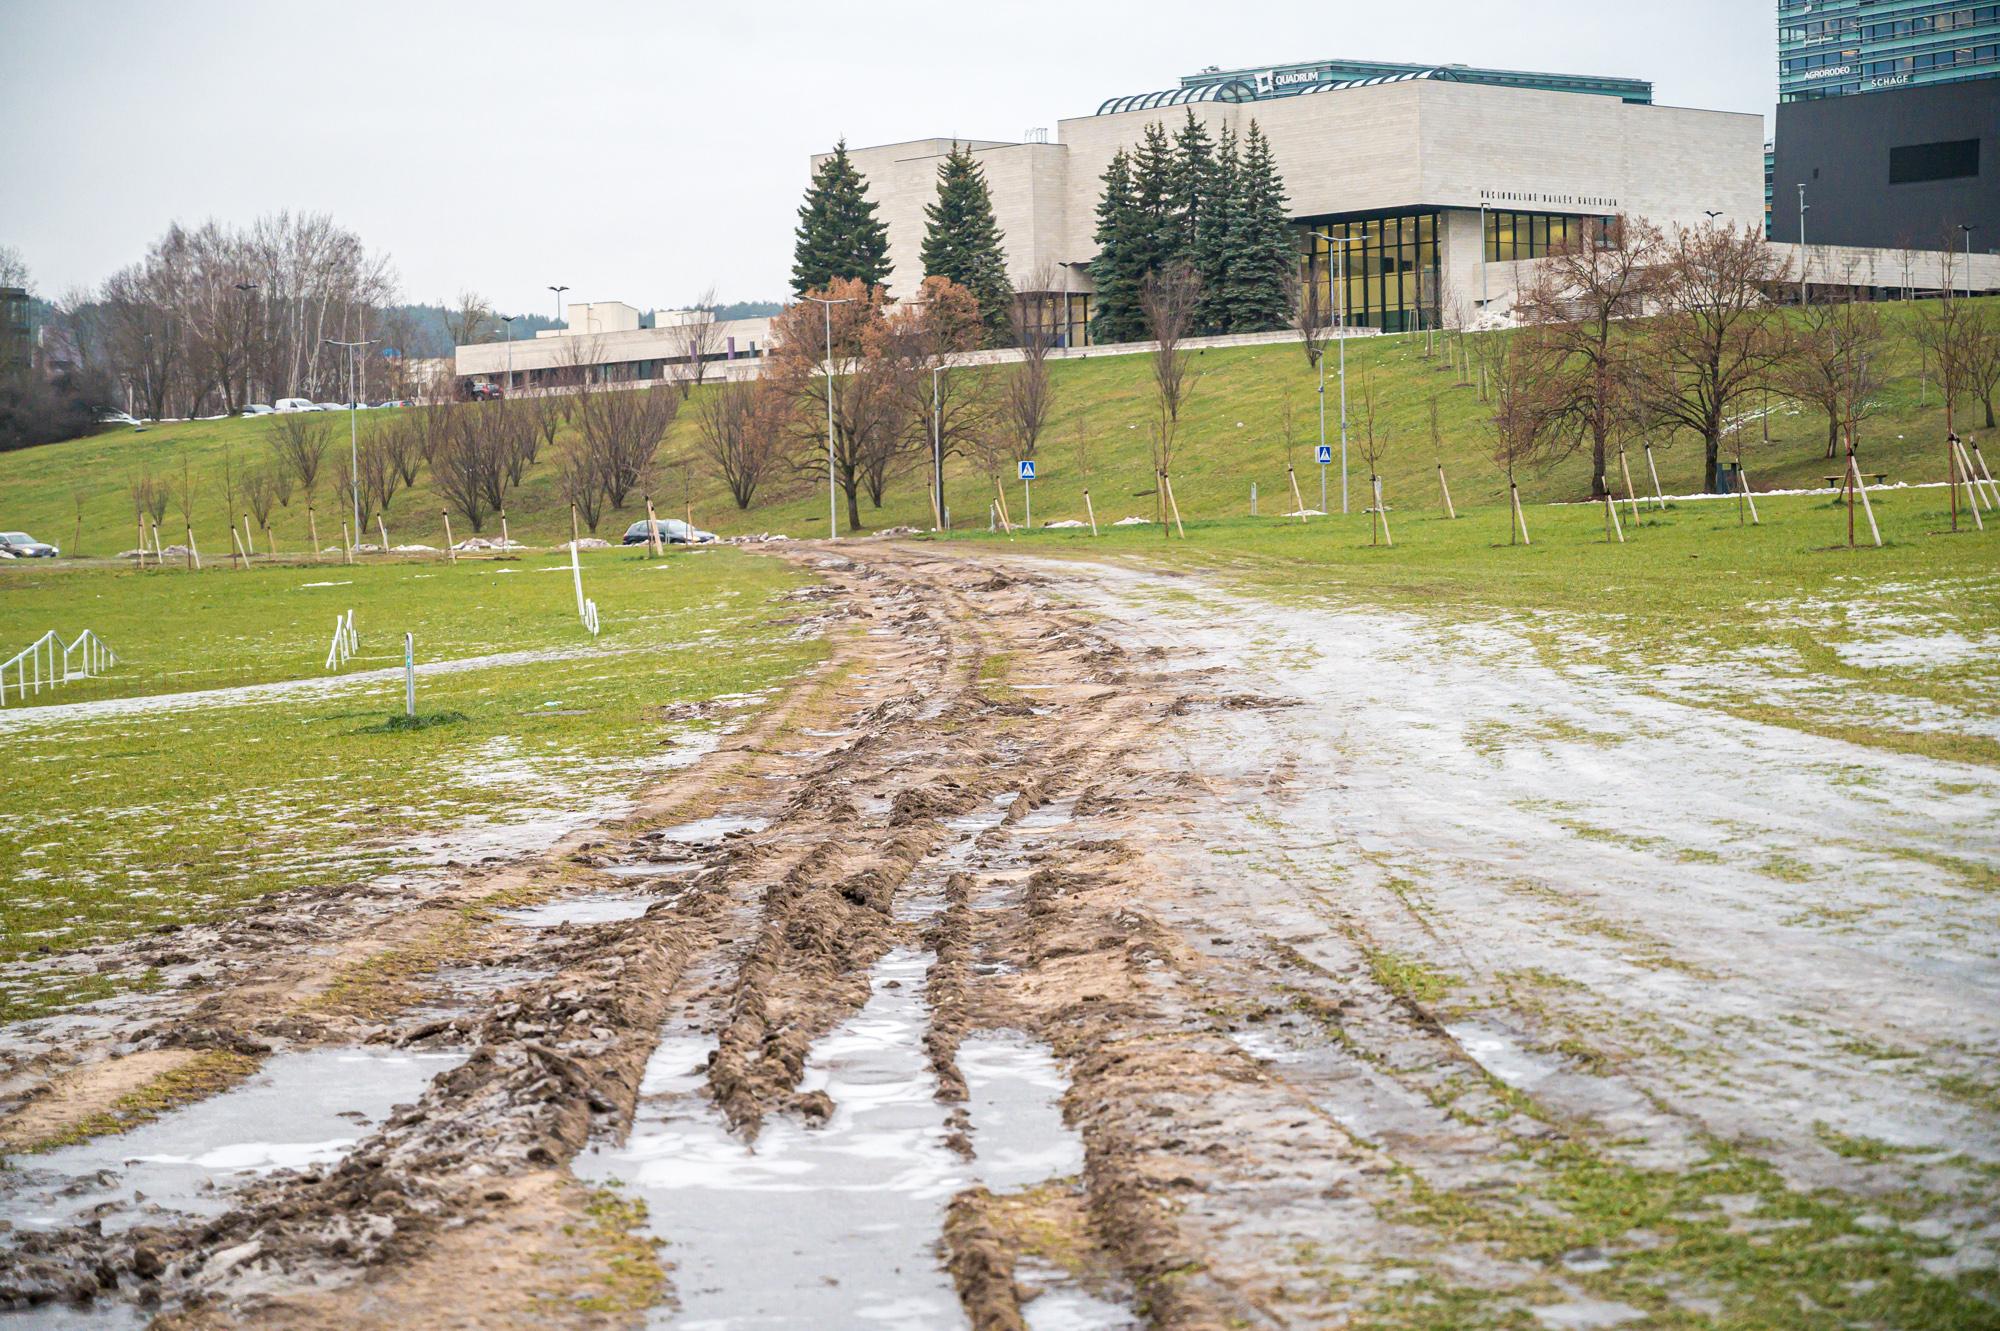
599;860;704;879
499;895;652;928
652;814;769;844
583;954;1118;1328
0;1303;146;1329
1017;1257;1142;1330
0;1048;462;1235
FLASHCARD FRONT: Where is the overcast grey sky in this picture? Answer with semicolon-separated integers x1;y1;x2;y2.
1;0;1776;315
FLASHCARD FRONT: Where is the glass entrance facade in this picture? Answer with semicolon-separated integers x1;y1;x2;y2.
1295;211;1440;334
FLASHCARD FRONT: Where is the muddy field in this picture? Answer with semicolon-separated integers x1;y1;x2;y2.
2;542;1996;1329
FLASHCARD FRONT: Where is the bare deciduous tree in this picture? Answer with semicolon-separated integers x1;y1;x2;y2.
431;404;510;531
1642;223;1791;490
268;411;330;504
1780;292;1884;458
665;288;725;399
768;278;902;533
574;379;678;511
1000;284;1058;466
1140;261;1201;499
1913;240;1974;436
695;379;786;509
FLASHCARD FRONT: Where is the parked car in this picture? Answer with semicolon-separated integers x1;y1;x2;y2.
95;410;141;428
0;531;59;558
313;402;346;412
622;518;716;546
467;380;503;401
240;403;275;416
275;398;315;413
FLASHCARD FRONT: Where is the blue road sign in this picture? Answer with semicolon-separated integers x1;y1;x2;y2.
1018;459;1037;480
1315;445;1333;466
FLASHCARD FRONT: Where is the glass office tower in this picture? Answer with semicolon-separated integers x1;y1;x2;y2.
1780;0;2000;101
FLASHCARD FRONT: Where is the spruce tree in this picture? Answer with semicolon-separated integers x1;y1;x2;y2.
1089;149;1148;345
1223;121;1295;333
792;140;891;297
1131;121;1179;278
920;144;1015;347
1194;123;1240;333
1169;110;1216;260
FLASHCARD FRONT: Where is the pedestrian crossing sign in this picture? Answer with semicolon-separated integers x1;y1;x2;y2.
1019;460;1037;480
1315;445;1333;466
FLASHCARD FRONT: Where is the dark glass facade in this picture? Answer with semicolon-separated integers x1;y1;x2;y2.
1295;211;1440;334
1482;210;1611;263
1780;0;2000;101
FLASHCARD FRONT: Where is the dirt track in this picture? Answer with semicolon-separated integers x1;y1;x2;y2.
2;542;1995;1329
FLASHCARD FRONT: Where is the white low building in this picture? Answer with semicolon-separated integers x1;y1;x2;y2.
455;305;773;394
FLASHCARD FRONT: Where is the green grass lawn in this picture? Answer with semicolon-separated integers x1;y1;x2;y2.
0;548;827;1021
1;298;1992;554
941;486;2000;766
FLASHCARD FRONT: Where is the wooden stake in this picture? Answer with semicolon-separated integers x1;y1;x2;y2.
1603;486;1624;543
136;518;147;568
1374;477;1392;547
1083;488;1099;537
441;510;457;563
263;523;275;558
1643;444;1666;509
1437;463;1456;520
378;512;391;552
242;513;254;560
308;506;321;563
1948;440;1961;532
340;521;353;565
152;519;165;564
1618;447;1640;524
1972;442;2000;508
1958;440;1994;513
1954;440;1986;530
230;525;249;568
1848;453;1881;548
1511;482;1532;546
1287;466;1306;522
994;478;1014;535
645;498;663;557
1162;472;1186;540
1738;467;1760;526
185;525;200;571
499;509;511;551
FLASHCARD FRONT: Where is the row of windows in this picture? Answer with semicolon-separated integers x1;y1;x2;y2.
1783;49;1860;74
1483;211;1612;263
1295;212;1441;334
1862;4;2000;40
1863;42;2000;74
1782;17;1859;44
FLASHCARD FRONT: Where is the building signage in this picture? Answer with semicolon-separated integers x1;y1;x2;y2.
1797;64;1854;81
1479;188;1621;210
1273;69;1322;88
1865;73;1910;89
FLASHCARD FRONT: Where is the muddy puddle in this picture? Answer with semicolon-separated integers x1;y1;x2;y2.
583;948;1115;1328
0;1049;462;1236
650;814;769;844
498;895;653;928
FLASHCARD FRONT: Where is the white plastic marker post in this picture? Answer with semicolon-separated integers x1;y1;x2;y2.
1316;443;1332;513
569;536;601;636
1373;476;1393;546
1250;481;1257;516
404;632;415;718
1084;487;1099;537
1019;458;1036;530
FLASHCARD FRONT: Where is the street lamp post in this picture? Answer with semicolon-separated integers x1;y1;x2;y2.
932;362;948;530
1963;224;1978;300
801;294;855;540
1312;230;1356;514
324;338;374;539
234;281;258;408
499;315;518;393
1797;185;1810;306
548;284;569;327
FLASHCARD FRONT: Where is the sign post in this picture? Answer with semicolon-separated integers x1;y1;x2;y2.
404;632;415;718
1018;459;1037;530
1315;444;1333;513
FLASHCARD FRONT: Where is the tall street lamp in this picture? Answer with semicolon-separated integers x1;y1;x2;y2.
1962;224;1978;300
324;337;374;538
1311;230;1356;514
234;281;258;407
801;294;855;540
932;361;952;530
1057;261;1084;354
499;315;518;392
1797;184;1810;306
549;284;569;326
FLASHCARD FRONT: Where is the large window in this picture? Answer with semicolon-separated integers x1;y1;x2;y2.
1296;211;1439;334
1889;138;1981;183
1483;210;1611;263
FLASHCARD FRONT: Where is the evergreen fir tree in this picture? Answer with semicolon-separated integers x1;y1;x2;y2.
1168;109;1216;260
1088;149;1148;345
1130;121;1179;277
1194;123;1240;333
1223;121;1295;333
791;140;891;297
920;144;1015;347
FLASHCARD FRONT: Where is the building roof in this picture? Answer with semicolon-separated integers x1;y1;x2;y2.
1094;79;1259;116
1176;57;1653;105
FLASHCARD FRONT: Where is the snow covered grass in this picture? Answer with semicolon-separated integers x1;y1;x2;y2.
956;488;2000;766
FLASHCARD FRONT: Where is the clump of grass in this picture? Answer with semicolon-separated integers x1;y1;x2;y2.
365;710;469;734
558;1184;669;1314
1363;947;1455;1006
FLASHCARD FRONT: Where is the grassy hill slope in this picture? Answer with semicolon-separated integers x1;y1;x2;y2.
2;299;1991;554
